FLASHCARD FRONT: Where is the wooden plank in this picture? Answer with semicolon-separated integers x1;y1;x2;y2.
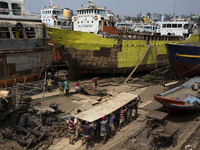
72;92;138;122
146;110;168;120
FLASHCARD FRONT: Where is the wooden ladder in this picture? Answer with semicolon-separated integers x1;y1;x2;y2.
124;44;151;84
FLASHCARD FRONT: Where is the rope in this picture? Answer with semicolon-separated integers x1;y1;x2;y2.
38;39;47;81
178;64;200;77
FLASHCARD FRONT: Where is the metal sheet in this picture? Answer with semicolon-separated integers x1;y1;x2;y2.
72;92;138;122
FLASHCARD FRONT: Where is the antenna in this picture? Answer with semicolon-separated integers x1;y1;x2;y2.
173;2;176;21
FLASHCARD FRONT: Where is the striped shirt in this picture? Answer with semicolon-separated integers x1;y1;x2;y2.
119;109;125;119
67;120;75;133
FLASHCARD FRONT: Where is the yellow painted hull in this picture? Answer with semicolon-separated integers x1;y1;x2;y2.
46;27;200;75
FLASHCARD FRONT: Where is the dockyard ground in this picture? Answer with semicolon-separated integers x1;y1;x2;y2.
30;69;200;150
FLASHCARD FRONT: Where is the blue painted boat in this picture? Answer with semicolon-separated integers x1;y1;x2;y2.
166;42;200;78
154;76;200;110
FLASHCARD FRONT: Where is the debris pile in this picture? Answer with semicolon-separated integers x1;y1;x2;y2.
0;104;68;150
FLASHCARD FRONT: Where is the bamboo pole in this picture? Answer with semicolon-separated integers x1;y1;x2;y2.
124;44;151;84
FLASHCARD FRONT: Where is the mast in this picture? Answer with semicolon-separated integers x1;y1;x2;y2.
49;0;53;8
173;2;176;21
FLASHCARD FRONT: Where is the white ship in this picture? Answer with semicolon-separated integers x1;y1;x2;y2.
40;0;72;29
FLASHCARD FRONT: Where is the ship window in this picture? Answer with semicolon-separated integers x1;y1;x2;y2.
95;10;96;13
162;24;166;28
172;24;177;28
57;21;61;26
25;27;36;38
87;21;89;23
0;27;10;39
184;24;189;29
63;21;66;26
178;24;182;28
11;3;21;15
167;24;171;28
81;21;83;23
0;2;9;15
12;27;23;39
92;21;93;23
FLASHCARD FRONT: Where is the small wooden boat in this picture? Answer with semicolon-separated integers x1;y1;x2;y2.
153;77;200;110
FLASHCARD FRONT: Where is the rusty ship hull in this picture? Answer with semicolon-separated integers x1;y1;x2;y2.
46;27;200;76
0;19;53;88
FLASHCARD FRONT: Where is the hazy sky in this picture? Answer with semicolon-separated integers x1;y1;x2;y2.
25;0;200;16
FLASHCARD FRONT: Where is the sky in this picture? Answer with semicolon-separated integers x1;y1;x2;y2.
25;0;200;17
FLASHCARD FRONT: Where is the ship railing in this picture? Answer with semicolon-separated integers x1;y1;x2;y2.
103;32;183;41
0;8;11;15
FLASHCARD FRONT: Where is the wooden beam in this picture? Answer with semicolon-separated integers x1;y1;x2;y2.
124;44;151;84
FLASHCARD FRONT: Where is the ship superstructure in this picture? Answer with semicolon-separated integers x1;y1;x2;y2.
40;0;72;29
72;0;117;34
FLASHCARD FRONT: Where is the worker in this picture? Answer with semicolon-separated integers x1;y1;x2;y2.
118;106;127;131
74;109;82;138
67;116;76;145
58;81;64;96
100;116;108;144
81;121;93;149
63;80;69;96
75;80;81;93
108;113;116;137
47;78;52;92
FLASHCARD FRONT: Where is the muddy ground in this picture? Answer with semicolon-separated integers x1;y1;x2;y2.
38;72;200;150
1;67;200;150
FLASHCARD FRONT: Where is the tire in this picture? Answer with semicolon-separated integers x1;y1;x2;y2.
15;22;23;32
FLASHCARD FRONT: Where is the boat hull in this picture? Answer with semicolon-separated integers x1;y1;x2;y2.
0;46;53;88
154;95;199;110
46;27;200;75
0;20;53;87
166;43;200;78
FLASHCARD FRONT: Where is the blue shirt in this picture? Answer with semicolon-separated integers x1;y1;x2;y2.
109;115;115;124
64;81;69;89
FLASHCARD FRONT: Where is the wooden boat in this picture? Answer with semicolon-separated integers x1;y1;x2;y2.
166;42;200;78
153;76;200;110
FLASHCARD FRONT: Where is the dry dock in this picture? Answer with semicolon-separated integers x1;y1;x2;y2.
29;77;200;150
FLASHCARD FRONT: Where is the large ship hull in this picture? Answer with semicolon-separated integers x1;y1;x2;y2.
0;20;53;88
46;27;200;75
0;46;53;87
166;43;200;78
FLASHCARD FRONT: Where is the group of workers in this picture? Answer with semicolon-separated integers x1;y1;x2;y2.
66;98;139;149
